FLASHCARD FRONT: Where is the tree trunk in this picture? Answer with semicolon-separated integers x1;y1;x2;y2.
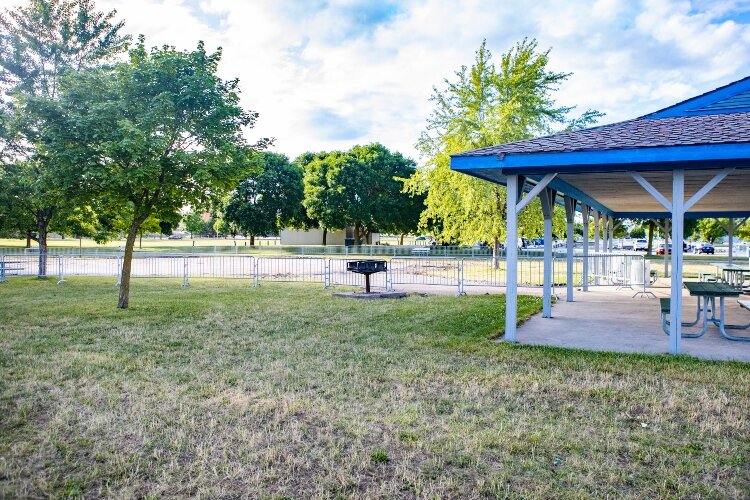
250;234;255;246
139;232;143;249
647;220;655;255
354;223;361;246
399;234;404;246
37;218;49;279
492;236;500;269
25;233;31;248
118;220;144;309
322;228;327;246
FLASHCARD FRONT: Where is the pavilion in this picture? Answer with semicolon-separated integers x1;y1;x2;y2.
450;76;750;355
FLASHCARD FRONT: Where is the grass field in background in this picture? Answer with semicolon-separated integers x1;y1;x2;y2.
0;235;420;250
1;279;748;497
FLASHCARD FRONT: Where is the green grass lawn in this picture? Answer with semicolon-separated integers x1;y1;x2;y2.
1;279;748;497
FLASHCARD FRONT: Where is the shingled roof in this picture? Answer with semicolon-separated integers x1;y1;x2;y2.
453;111;750;158
453;76;750;159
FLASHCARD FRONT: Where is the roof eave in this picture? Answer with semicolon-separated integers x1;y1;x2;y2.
451;142;750;176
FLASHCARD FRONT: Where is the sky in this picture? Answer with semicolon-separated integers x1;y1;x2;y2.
6;0;750;164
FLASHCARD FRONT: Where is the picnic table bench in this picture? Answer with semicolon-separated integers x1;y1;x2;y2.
661;282;749;341
699;272;717;283
713;263;750;291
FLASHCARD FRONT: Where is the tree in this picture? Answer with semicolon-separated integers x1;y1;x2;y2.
302;143;424;245
183;211;207;238
33;39;269;308
223;152;304;245
0;0;129;277
737;219;750;241
629;225;646;239
299;151;346;245
694;218;727;243
407;39;601;264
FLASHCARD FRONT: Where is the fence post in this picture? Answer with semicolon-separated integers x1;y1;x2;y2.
325;259;331;288
182;256;189;287
386;262;393;291
115;256;123;286
253;257;259;288
57;255;66;284
457;258;464;296
0;253;5;283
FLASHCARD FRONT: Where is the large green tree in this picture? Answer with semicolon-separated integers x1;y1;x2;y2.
302;143;423;245
694;218;727;244
299;151;347;244
0;0;128;277
408;39;600;261
33;39;268;308
224;152;305;245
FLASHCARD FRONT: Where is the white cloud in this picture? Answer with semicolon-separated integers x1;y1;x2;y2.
2;0;750;163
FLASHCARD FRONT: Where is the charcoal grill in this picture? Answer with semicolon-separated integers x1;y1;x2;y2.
346;260;387;293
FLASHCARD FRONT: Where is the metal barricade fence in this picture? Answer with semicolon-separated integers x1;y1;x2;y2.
185;255;254;279
389;257;461;293
0;252;647;292
254;256;327;285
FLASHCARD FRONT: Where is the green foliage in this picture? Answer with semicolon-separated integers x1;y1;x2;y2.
0;0;128;275
736;219;750;240
223;152;304;238
0;0;129;96
629;225;646;239
302;144;424;243
31;37;268;306
694;218;726;243
408;39;601;247
370;449;390;464
183;211;212;237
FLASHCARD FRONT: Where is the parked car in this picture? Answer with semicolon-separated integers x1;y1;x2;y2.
634;239;648;251
696;243;715;255
656;242;689;255
168;234;183;240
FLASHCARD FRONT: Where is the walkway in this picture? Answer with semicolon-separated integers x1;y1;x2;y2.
516;285;750;362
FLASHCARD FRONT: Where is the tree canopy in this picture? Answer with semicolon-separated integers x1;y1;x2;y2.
407;39;601;254
0;0;129;277
32;37;269;307
223;152;305;244
302;143;424;244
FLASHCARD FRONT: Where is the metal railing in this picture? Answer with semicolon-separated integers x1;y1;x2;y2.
0;252;650;292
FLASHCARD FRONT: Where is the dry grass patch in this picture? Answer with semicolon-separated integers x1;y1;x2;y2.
0;277;748;498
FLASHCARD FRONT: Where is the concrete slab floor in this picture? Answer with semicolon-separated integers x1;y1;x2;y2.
515;285;750;362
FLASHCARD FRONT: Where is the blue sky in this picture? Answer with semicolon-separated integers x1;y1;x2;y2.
5;0;750;162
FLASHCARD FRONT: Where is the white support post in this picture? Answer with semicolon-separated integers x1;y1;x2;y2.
631;169;731;355
564;196;576;302
664;218;670;278
669;170;685;355
728;217;734;266
593;209;600;285
582;204;590;292
602;215;609;282
505;175;520;341
539;187;557;318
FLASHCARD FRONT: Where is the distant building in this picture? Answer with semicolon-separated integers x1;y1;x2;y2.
280;227;380;245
